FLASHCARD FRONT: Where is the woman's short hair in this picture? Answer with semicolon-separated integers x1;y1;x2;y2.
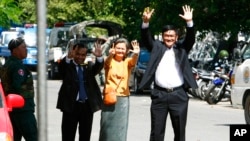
113;38;131;52
113;38;132;59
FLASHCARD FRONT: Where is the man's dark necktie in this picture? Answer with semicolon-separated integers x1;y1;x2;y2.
78;65;87;102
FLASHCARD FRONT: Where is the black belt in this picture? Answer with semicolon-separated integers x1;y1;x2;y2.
154;85;183;93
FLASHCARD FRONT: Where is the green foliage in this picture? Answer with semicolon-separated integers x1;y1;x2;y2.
99;0;151;40
47;0;86;27
81;0;125;37
9;0;250;43
18;0;35;23
18;0;87;27
192;0;250;40
0;0;22;27
126;0;250;42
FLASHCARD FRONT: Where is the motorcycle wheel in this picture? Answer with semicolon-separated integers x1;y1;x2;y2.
188;88;200;99
204;84;224;105
198;81;209;100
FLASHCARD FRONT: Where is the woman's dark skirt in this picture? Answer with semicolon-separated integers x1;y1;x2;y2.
99;96;129;141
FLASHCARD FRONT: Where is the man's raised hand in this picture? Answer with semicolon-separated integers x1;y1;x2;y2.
142;7;155;23
179;5;193;22
92;39;103;57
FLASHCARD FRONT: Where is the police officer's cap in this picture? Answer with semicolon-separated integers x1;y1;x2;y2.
8;37;25;51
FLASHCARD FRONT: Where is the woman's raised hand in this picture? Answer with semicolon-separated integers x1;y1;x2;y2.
130;40;140;54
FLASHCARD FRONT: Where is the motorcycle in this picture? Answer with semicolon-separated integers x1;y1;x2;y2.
189;67;214;100
196;69;214;100
204;59;232;105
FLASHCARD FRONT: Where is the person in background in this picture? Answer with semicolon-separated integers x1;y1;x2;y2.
1;37;38;141
66;38;77;59
100;35;119;57
99;38;140;141
56;40;104;141
95;35;119;86
139;5;197;141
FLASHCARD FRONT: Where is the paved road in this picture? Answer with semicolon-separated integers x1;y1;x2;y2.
34;80;245;141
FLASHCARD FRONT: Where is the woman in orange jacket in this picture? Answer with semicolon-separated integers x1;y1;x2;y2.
99;38;140;141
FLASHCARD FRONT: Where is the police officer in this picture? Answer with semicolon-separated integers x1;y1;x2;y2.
1;37;38;141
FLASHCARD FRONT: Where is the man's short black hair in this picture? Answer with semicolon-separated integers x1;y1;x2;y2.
161;25;179;35
8;37;25;51
72;43;87;50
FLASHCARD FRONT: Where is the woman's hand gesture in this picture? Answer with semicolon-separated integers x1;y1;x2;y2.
130;40;140;54
108;43;115;55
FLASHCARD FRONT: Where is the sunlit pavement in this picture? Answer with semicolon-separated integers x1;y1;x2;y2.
28;78;245;141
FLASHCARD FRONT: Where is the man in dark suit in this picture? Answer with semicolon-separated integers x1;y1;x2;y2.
56;41;104;141
139;5;197;141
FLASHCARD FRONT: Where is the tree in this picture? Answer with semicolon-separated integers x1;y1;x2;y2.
134;0;250;41
0;0;22;27
47;0;91;26
18;0;35;24
17;0;250;43
18;0;87;27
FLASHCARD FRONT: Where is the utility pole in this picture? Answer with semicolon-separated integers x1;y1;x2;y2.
36;0;48;141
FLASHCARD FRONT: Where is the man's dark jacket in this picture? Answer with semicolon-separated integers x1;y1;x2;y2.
139;25;198;92
56;58;104;113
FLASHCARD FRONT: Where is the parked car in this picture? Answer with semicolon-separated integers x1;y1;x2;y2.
0;81;24;140
0;25;51;71
230;40;250;124
47;22;75;79
0;29;23;66
22;25;51;71
131;48;152;94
